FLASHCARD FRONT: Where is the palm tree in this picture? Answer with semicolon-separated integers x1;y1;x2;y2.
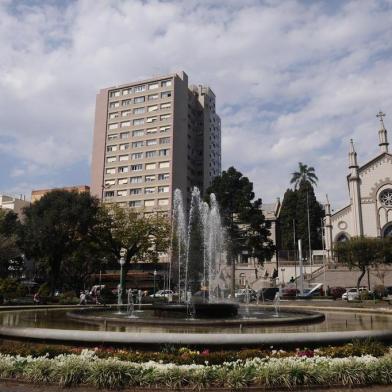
290;162;318;189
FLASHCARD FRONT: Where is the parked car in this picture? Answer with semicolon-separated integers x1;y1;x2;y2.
149;290;175;298
342;287;370;301
235;288;257;302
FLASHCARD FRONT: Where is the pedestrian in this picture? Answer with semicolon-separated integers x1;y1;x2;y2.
79;291;86;305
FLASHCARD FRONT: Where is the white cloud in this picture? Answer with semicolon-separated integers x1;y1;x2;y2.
0;0;392;210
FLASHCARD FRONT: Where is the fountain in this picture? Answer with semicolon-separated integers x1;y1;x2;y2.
154;187;239;319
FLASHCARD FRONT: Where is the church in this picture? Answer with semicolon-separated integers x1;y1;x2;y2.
324;112;392;256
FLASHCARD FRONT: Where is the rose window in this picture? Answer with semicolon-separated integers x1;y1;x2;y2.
380;189;392;206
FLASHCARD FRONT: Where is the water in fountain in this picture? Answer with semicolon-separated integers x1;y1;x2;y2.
273;291;281;317
116;284;124;314
126;289;137;318
171;187;227;304
134;290;143;313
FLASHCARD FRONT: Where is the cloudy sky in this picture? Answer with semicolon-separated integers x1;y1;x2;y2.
1;0;392;210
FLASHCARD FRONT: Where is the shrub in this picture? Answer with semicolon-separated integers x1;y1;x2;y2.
58;291;78;305
373;285;386;299
0;278;23;300
38;283;51;297
99;287;116;304
330;286;346;300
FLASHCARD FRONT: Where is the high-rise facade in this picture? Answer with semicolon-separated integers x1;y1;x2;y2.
91;71;221;213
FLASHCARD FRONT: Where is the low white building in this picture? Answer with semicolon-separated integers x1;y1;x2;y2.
0;194;30;218
325;112;392;255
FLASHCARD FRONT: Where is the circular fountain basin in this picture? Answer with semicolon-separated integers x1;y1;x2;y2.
152;302;239;319
1;305;392;347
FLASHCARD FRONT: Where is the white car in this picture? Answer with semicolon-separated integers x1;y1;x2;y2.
149;290;175;298
342;287;369;301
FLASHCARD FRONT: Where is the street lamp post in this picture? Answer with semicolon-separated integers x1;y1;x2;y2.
153;270;157;297
118;248;127;306
281;268;285;287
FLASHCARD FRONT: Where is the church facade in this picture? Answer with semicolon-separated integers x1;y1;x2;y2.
325;113;392;256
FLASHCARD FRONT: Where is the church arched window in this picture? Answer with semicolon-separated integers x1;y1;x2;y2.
335;232;349;242
382;224;392;238
379;189;392;207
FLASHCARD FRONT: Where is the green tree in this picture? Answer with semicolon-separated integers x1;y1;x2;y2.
334;237;391;293
290;162;318;189
92;204;171;297
20;190;101;294
206;167;275;295
0;210;21;278
278;189;298;251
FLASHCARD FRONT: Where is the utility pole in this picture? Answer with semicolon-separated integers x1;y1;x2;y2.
307;192;312;271
298;239;304;295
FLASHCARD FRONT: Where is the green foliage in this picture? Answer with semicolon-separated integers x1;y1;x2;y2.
0;278;26;299
37;282;51;297
20;190;102;294
58;291;79;305
206;166;275;265
290;162;319;189
334;237;391;291
99;287;116;304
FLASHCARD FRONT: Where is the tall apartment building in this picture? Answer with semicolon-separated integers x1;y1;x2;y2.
91;71;221;212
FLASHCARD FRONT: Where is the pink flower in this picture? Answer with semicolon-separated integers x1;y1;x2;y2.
200;349;210;356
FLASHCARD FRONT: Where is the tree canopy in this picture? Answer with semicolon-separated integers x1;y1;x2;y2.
290;162;318;189
20;190;101;294
334;237;392;292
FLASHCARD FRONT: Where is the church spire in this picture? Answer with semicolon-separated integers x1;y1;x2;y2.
377;111;389;153
348;139;358;168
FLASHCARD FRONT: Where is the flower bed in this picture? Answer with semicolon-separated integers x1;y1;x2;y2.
0;349;391;389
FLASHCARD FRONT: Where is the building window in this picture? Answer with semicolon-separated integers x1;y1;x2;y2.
122;110;131;117
144;200;155;207
160;114;171;120
131;164;143;171
131;152;143;160
145;187;155;194
161;102;171;109
159;148;169;156
380;189;392;206
148;105;158;112
159;161;170;169
159;137;170;144
107;156;116;163
118;166;129;173
119;155;128;161
121;121;131;128
119;143;129;150
146;163;156;170
161;80;172;87
118;178;128;185
105;191;114;197
133;118;144;126
146;127;157;134
134;85;146;93
158;186;169;193
108;134;118;140
161;91;171;99
146;139;157;146
145;150;156;158
149;83;159;90
105;179;116;186
158;198;169;206
107;145;118;152
146;116;157;123
130;188;142;195
110;90;121;98
109;101;120;108
130;176;143;184
109;113;119;119
129;200;142;207
158;173;169;181
160;126;170;133
117;190;127;197
133;107;145;114
122;99;132;106
108;123;119;130
145;175;156;182
134;96;145;103
148;94;159;100
106;168;116;175
120;132;130;139
132;130;144;137
132;141;144;148
122;88;132;95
